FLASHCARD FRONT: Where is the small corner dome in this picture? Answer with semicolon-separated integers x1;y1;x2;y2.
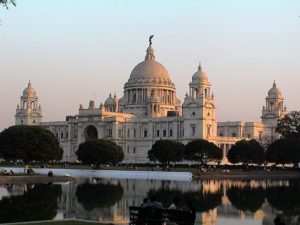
129;46;170;80
23;80;36;97
104;94;115;105
192;63;208;83
268;81;282;98
118;96;125;105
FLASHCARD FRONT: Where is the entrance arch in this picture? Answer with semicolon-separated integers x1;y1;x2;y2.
83;125;98;141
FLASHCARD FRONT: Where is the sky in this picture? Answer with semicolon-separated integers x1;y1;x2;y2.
0;0;299;131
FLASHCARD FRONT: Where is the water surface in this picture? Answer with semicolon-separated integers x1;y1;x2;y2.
0;178;299;225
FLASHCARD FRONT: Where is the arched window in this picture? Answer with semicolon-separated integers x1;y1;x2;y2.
83;125;98;141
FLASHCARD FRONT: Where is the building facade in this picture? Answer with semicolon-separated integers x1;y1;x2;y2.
15;41;287;163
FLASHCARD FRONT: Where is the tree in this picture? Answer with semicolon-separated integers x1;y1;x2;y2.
147;140;184;165
0;184;61;223
266;138;300;166
184;139;222;168
227;139;265;166
76;139;124;167
0;0;16;9
76;181;123;211
183;189;222;212
0;126;63;169
266;180;300;214
276;111;300;139
147;187;222;212
227;185;265;212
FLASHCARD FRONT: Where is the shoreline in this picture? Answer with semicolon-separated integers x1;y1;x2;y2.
0;175;75;184
193;171;300;180
0;169;300;183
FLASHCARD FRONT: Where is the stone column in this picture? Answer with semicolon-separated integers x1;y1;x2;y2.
222;144;226;159
172;92;174;105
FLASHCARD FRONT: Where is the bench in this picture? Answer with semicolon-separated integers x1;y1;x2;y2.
129;206;195;225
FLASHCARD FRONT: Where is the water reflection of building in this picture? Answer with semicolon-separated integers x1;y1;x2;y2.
2;179;299;225
58;178;201;223
56;179;283;225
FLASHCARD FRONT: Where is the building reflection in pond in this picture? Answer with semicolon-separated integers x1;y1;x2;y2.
76;179;123;211
0;179;299;225
0;183;61;223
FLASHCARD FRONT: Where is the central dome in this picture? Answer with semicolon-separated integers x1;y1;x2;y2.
129;46;170;80
130;60;169;80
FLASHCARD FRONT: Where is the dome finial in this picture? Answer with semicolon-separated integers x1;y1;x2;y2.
28;80;31;86
145;42;155;61
273;80;276;87
198;62;202;71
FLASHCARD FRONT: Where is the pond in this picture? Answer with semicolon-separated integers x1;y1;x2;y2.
0;178;299;225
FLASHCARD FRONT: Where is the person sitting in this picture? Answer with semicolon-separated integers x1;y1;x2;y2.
169;197;180;209
141;198;149;207
274;215;285;225
183;200;196;223
142;195;163;209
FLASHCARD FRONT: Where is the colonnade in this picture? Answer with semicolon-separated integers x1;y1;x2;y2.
125;88;176;105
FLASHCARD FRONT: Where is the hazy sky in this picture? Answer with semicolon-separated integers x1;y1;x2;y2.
0;0;299;131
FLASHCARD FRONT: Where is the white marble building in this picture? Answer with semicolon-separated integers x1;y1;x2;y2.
15;41;287;163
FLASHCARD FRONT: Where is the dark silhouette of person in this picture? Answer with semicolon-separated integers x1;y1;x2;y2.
141;198;149;207
184;200;196;224
140;195;163;225
169;197;180;209
274;215;285;225
142;195;163;209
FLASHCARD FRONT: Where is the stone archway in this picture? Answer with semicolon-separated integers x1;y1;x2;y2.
83;125;98;141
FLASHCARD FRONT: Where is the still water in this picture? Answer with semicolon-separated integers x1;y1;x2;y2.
0;178;299;225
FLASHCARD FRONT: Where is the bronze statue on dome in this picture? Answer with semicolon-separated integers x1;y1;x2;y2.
149;35;154;46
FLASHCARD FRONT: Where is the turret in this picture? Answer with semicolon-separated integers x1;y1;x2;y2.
261;81;287;140
188;63;211;99
182;63;217;140
15;81;42;125
261;81;286;124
